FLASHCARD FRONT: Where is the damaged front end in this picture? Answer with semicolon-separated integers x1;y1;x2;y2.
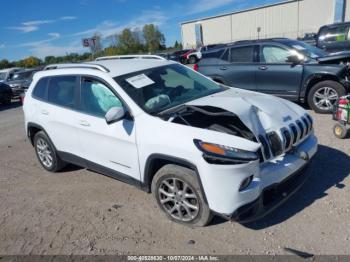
160;105;262;164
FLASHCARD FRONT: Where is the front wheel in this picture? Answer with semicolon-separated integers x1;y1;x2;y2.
151;164;212;227
307;80;346;113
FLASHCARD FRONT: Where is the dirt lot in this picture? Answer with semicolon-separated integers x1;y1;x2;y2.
0;101;349;256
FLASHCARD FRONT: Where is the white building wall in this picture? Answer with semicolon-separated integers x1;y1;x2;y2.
346;0;350;21
200;16;232;45
298;0;335;35
181;0;337;48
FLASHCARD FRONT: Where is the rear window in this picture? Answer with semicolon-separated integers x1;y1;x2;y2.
47;76;77;109
230;46;255;63
32;78;48;100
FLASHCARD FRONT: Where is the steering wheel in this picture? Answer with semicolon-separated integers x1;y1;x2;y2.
167;85;185;101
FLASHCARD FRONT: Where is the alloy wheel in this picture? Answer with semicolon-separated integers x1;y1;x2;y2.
158;178;199;222
313;86;338;111
36;138;53;168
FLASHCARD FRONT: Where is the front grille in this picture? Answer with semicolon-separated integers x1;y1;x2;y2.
290;124;298;144
282;128;292;150
259;114;313;162
258;135;271;160
296;120;305;138
267;132;283;157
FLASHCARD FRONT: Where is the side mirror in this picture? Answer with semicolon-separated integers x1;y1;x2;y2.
286;55;301;64
105;107;125;124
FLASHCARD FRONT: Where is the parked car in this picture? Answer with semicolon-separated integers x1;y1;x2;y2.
316;22;350;53
6;68;40;97
0;68;22;83
23;57;317;226
196;38;350;113
187;44;226;64
168;49;191;63
0;82;12;105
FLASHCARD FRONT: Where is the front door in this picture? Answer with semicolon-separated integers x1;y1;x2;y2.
76;76;140;182
256;44;303;100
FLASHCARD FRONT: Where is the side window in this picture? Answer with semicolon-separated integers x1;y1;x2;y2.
261;46;291;63
48;76;77;109
80;78;123;117
32;78;48;100
230;46;255;63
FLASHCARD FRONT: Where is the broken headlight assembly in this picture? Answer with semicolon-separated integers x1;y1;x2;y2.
194;139;259;165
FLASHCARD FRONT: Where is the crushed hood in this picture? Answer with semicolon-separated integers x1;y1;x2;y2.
186;88;306;135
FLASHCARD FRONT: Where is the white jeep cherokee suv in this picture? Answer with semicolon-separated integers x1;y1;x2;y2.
23;57;318;226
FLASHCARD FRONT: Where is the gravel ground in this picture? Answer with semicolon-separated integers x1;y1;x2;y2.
0;101;349;256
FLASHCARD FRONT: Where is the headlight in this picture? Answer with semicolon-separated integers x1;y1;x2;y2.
194;139;259;164
9;84;18;87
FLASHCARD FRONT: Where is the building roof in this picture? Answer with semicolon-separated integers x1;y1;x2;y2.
181;0;300;25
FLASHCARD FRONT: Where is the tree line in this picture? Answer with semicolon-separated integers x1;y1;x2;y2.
0;24;182;70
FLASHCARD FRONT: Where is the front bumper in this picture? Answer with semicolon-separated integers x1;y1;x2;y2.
230;162;310;223
198;133;318;219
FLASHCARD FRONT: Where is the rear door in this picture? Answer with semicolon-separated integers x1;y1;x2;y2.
255;44;303;100
34;75;82;158
221;45;258;91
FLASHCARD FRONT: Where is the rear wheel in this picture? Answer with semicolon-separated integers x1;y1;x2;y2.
308;80;346;113
151;164;212;227
34;131;66;172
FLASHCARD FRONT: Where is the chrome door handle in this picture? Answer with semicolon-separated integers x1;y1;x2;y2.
79;120;90;127
259;66;268;70
41;109;49;115
220;66;228;70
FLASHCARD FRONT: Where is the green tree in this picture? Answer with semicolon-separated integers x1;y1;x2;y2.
142;24;165;53
117;28;144;54
0;59;11;69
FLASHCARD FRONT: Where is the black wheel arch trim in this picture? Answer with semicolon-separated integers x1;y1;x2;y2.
142;153;208;204
27;122;56;148
301;73;343;99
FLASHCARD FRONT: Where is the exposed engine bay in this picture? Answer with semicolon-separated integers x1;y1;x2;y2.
161;105;257;142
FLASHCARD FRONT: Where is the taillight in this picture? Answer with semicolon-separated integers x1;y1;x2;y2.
193;64;198;71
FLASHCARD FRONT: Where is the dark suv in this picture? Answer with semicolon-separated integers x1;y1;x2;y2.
196;38;350;113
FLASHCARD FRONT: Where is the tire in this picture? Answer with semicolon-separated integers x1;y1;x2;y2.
307;80;346;114
151;164;212;227
333;123;348;139
180;57;187;64
188;56;197;64
34;131;66;172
